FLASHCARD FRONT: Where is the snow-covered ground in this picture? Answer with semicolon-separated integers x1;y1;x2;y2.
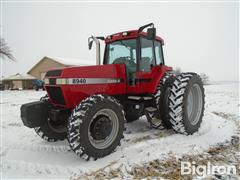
0;83;239;179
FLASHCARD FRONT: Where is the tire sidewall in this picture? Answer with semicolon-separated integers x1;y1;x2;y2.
182;75;204;133
77;98;124;157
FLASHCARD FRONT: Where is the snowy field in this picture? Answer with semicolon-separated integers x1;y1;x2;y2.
0;83;239;179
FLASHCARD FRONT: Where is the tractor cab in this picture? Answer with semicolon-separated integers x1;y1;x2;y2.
88;23;171;95
89;23;165;87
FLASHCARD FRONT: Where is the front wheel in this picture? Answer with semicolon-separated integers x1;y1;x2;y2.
67;95;125;160
34;116;67;142
34;99;67;142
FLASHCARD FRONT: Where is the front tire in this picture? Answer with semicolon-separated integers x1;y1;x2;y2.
34;99;67;142
67;95;125;160
34;117;67;142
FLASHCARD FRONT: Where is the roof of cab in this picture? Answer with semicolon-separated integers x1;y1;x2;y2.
105;30;164;45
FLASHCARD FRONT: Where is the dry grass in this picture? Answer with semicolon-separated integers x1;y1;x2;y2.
71;142;239;180
131;155;184;180
132;143;239;179
71;161;124;180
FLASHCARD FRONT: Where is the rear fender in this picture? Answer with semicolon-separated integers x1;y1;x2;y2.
151;66;173;94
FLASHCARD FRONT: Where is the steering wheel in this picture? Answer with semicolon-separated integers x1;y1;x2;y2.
113;56;136;70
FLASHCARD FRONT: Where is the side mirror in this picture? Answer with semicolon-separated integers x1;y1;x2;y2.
88;40;93;50
146;28;156;40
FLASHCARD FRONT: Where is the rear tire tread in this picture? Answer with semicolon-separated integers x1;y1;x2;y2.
151;71;175;129
168;72;205;134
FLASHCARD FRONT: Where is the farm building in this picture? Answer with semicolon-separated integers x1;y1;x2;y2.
28;56;90;80
2;73;36;90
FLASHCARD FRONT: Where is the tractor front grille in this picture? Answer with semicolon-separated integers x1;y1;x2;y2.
46;86;66;105
49;78;56;85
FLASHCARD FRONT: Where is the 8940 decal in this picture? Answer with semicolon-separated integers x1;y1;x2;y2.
72;78;86;84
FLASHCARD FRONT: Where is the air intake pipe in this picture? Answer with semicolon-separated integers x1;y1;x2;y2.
88;36;104;65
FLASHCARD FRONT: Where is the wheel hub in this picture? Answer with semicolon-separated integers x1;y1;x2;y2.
88;108;119;149
90;115;112;140
186;83;203;125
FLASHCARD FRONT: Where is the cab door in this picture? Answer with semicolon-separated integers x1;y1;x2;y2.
127;37;165;94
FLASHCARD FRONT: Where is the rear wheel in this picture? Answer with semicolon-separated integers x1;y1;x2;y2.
67;95;125;160
168;73;205;134
147;72;175;129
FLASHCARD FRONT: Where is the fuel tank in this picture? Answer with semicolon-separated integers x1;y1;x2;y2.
44;64;126;109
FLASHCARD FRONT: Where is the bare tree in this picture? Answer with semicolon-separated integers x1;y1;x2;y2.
200;73;209;85
0;37;15;61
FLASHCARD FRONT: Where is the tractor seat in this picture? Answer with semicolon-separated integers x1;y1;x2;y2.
113;57;136;80
113;57;136;72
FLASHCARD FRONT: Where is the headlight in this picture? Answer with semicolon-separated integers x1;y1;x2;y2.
56;78;67;85
44;78;49;84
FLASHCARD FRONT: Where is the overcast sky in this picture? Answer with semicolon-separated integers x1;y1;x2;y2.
1;1;239;81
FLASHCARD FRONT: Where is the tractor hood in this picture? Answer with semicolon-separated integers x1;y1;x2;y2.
44;64;126;108
44;64;126;85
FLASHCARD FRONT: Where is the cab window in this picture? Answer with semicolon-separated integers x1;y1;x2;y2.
105;39;137;73
140;38;155;72
154;41;164;65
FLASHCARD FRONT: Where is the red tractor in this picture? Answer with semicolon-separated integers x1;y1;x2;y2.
21;23;205;160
